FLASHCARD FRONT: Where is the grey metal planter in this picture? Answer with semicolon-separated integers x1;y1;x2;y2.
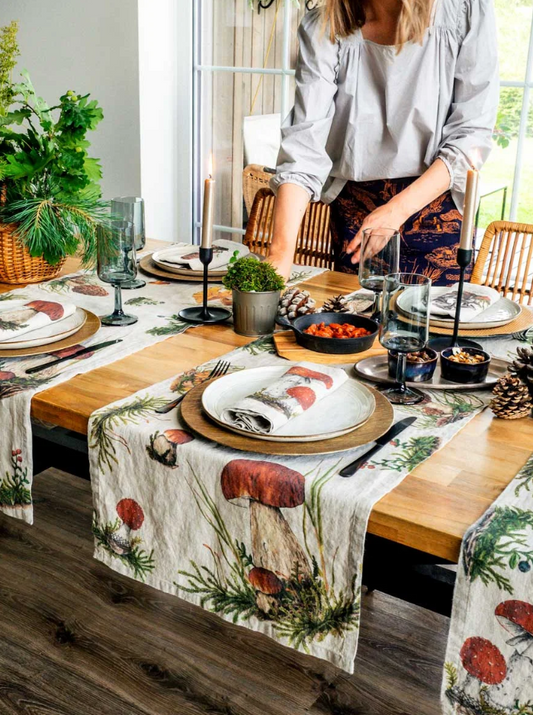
232;288;280;337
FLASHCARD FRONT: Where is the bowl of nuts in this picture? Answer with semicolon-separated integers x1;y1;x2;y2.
388;348;438;383
440;347;491;384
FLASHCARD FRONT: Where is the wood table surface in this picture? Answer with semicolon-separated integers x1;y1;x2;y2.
2;244;532;564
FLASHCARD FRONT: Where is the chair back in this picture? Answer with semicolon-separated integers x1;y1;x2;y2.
471;221;533;305
242;164;276;216
244;188;333;269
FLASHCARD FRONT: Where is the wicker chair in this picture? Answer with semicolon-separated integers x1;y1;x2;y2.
244;188;333;269
471;220;533;305
243;165;276;216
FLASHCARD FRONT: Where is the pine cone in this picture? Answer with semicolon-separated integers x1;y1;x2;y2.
277;288;316;320
321;295;349;313
490;374;532;420
509;346;533;397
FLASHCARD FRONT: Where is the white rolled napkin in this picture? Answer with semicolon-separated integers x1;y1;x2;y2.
222;362;348;434
0;300;76;343
157;239;249;272
430;284;501;322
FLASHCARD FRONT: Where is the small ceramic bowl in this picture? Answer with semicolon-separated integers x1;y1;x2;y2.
440;347;491;384
388;348;438;383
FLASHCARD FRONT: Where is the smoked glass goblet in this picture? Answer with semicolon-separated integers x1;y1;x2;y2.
97;220;138;326
380;272;431;405
358;228;400;323
110;197;146;289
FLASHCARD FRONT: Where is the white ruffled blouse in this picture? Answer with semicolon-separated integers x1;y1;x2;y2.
271;0;499;213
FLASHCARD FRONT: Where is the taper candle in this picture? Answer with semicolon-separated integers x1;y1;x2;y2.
201;155;215;249
459;166;480;251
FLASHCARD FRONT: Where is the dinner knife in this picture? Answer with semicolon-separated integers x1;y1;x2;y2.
339;416;417;478
25;339;123;375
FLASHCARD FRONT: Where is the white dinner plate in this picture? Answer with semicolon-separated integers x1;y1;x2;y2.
397;286;521;329
201;366;376;442
0;308;87;350
152;244;236;276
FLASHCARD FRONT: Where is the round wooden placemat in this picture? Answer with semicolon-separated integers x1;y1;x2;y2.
429;307;533;337
180;377;394;456
139;255;226;283
0;310;101;358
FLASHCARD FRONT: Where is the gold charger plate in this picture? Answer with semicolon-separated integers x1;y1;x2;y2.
429;307;533;337
139;254;227;283
0;310;100;358
181;377;394;456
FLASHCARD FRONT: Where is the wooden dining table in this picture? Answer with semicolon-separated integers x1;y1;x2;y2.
2;243;532;564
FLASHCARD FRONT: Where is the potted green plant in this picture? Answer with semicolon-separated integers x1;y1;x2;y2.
0;21;109;283
223;253;285;336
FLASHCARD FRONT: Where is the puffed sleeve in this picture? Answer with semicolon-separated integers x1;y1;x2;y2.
270;9;340;202
437;0;499;211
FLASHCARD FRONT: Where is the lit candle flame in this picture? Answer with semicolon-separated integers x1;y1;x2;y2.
208;153;214;179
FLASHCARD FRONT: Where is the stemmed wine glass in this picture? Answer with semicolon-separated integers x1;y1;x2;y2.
380;273;431;405
110;197;146;289
358;228;400;322
97;219;138;326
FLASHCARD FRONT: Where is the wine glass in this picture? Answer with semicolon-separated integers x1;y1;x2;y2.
97;219;138;326
380;273;431;405
358;228;400;322
110;197;146;289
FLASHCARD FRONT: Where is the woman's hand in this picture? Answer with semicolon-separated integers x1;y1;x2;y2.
346;199;409;264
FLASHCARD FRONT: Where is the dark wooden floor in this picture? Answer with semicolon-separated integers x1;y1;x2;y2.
0;468;449;715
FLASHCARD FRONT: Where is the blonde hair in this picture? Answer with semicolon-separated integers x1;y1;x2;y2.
322;0;433;48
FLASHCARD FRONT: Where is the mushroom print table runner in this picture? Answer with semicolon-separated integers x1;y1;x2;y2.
443;451;533;715
88;334;527;673
0;264;325;524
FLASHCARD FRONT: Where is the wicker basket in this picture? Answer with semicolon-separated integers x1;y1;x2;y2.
0;221;66;284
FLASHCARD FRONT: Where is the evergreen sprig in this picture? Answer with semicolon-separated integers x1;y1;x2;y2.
0;21;19;117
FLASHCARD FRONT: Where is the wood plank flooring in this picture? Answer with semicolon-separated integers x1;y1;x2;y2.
0;469;450;715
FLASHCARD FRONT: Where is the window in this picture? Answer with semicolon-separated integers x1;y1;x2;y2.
192;0;533;245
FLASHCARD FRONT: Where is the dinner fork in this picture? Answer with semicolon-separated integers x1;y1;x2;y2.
155;360;231;414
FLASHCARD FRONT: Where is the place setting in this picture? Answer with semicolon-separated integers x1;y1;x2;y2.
179;359;394;457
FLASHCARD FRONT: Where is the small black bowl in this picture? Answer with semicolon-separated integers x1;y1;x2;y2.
440;347;491;384
388;348;438;383
279;312;379;354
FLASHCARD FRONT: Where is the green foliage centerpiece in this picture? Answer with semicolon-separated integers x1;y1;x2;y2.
223;252;285;336
0;21;109;283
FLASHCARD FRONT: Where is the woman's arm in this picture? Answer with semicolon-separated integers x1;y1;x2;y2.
267;10;339;279
346;159;451;264
268;183;311;280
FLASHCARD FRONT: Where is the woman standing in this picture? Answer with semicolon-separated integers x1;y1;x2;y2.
268;0;499;285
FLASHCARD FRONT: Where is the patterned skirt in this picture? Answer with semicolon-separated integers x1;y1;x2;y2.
329;177;469;286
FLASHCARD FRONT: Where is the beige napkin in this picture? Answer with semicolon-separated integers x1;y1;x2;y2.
157;239;249;272
222;362;348;434
0;300;76;343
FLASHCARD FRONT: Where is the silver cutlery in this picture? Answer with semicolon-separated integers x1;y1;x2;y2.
25;339;123;375
155;360;231;414
339;416;417;478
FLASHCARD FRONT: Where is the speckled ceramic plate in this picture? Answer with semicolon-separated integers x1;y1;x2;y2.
201;366;376;442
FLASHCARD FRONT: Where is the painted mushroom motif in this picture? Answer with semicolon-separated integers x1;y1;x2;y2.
106;498;145;556
495;600;533;656
459;637;507;699
221;459;310;594
147;429;193;467
285;366;334;388
0;300;65;329
248;566;283;614
286;386;316;411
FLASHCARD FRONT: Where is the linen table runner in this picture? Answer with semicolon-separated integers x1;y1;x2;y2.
89;335;501;673
0;264;324;524
443;452;533;714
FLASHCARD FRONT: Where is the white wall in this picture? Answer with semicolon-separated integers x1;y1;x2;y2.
2;0;141;199
138;0;193;243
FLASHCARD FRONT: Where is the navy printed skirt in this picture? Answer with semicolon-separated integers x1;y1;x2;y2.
329;177;470;286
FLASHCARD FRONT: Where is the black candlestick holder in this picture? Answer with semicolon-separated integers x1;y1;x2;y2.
428;248;482;352
178;247;232;325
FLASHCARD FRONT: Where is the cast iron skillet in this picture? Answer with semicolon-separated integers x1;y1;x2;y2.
278;312;379;355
